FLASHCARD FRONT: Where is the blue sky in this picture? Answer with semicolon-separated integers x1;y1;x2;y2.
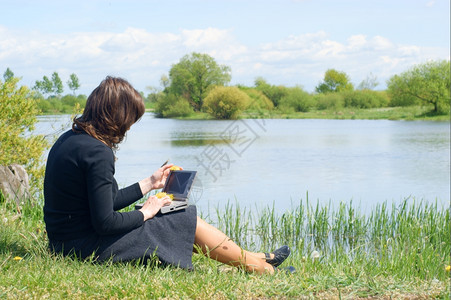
0;0;449;95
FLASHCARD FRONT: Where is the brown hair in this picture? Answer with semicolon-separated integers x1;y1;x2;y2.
73;76;145;149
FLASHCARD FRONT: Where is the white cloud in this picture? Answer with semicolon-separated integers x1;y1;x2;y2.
237;31;448;88
180;28;248;61
181;27;228;48
371;36;393;50
347;35;368;51
0;26;448;94
315;40;347;59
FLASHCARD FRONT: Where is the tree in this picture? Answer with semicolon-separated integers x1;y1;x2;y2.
387;60;450;114
160;74;170;91
316;69;354;93
168;52;231;111
34;72;64;97
51;72;63;96
3;67;14;82
0;77;48;193
358;73;379;90
33;75;53;97
145;86;163;104
67;73;80;95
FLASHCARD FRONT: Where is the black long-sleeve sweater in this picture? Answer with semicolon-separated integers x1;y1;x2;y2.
43;130;144;241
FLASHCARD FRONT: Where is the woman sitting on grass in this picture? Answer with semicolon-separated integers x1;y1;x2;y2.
43;76;294;275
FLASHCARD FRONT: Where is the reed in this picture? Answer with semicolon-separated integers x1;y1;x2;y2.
209;197;450;281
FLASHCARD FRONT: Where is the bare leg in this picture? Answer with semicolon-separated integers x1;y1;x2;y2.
194;217;274;274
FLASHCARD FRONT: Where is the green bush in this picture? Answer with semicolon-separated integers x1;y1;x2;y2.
314;93;345;110
239;88;274;111
0;78;48;192
203;86;250;119
36;98;52;113
314;90;389;110
154;93;193;118
35;94;87;114
145;89;163;110
254;77;288;107
61;94;87;108
48;98;63;113
343;90;389;108
278;87;313;112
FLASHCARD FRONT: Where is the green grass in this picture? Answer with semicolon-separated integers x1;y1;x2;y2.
59;104;451;122
146;106;450;121
1;197;450;299
242;106;450;121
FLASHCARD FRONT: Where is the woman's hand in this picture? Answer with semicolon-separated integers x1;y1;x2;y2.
149;164;175;190
139;164;179;195
139;194;172;221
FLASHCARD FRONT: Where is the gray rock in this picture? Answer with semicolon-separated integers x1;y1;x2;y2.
0;164;30;205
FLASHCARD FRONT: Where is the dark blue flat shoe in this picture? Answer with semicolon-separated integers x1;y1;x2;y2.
265;245;290;267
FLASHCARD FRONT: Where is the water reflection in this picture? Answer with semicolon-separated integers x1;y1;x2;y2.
169;131;231;147
170;138;228;147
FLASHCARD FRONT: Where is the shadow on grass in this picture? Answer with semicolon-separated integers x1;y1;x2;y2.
0;238;29;258
416;109;450;118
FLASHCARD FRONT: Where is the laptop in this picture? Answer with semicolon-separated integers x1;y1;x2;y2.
135;170;197;214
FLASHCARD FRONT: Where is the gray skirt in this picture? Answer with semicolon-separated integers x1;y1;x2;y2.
49;205;198;269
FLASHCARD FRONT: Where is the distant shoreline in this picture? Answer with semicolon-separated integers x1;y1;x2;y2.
39;106;450;122
143;106;450;122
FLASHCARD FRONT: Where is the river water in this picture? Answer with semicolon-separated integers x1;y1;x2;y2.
35;113;450;214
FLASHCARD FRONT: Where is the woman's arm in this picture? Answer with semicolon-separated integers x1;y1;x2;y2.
113;182;143;211
85;145;144;235
112;163;175;211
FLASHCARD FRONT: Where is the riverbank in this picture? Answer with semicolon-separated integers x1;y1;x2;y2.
146;105;450;121
1;198;449;298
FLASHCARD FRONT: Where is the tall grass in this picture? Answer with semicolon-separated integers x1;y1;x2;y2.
209;197;450;282
1;196;450;298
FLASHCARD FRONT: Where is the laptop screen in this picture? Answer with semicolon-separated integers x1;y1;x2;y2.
163;170;197;200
